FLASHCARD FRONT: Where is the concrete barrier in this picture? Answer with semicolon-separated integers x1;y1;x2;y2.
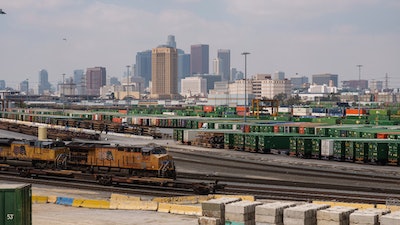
313;201;375;210
32;195;48;204
72;199;110;209
47;196;58;204
158;203;173;213
212;195;255;201
376;204;400;212
56;197;74;206
169;204;202;216
110;193;141;209
153;195;211;204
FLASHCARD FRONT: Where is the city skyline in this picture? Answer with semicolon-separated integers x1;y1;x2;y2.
0;0;399;88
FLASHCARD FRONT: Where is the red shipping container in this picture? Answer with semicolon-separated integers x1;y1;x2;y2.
346;108;367;116
299;127;305;134
274;126;279;133
377;133;388;139
203;106;214;113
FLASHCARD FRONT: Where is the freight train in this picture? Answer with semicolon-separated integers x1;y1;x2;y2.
0;138;176;184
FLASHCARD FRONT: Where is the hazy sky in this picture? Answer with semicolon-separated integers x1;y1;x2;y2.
1;0;399;89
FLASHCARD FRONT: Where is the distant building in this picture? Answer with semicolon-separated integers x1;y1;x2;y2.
252;76;291;99
86;67;106;96
312;73;339;87
291;76;309;89
19;80;29;94
194;74;222;93
342;80;368;91
190;44;209;75
151;46;179;99
231;68;243;80
213;58;223;75
217;49;231;81
308;84;337;94
74;69;85;95
180;76;207;98
109;77;120;86
0;80;5;89
135;50;152;88
273;71;285;80
38;69;51;95
369;80;383;92
166;35;176;48
59;77;76;96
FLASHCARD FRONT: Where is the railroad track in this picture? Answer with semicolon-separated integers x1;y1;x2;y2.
171;148;400;204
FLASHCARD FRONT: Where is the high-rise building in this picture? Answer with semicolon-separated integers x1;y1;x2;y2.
213;58;223;75
190;44;209;75
291;76;309;89
369;80;383;92
0;80;5;89
86;67;106;96
38;69;51;95
135;50;152;88
178;53;190;79
151;46;178;99
312;73;339;87
166;35;176;48
19;80;29;94
74;69;85;95
217;49;230;81
273;71;285;80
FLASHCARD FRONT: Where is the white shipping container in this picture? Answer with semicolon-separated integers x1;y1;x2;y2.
278;107;290;113
183;130;200;143
292;107;312;116
321;139;334;157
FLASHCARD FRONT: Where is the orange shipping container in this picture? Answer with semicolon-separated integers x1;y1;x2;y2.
236;106;248;112
345;108;367;116
203;106;214;113
118;109;128;114
299;127;305;134
112;117;122;123
377;133;388;139
274;126;279;133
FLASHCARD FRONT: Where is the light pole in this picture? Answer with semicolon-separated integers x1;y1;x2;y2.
356;65;362;117
62;73;65;113
241;52;250;124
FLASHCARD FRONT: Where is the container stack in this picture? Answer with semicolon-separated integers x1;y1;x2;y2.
199;198;240;225
283;204;330;225
224;200;262;225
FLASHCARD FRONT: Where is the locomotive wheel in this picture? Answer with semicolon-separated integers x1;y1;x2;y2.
98;175;112;186
19;169;31;178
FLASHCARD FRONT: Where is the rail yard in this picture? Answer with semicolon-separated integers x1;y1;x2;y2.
2;105;400;224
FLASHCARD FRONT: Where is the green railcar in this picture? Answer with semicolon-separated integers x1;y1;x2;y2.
333;140;345;161
289;137;298;157
297;138;313;159
224;133;235;149
244;134;259;152
311;138;322;159
368;141;389;165
388;142;400;166
344;140;355;162
233;133;245;151
354;141;368;163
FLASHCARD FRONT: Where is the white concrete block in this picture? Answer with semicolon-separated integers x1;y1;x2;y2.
225;201;263;214
198;216;221;225
380;211;400;225
255;202;298;224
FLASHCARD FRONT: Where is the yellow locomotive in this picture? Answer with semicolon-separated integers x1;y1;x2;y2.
66;141;176;183
0;139;176;182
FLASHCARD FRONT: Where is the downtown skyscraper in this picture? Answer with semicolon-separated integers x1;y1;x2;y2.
217;49;231;81
151;46;178;99
86;67;106;96
135;50;152;88
38;69;51;94
190;44;209;75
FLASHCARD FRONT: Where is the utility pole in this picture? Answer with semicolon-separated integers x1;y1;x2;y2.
356;65;362;117
241;52;250;125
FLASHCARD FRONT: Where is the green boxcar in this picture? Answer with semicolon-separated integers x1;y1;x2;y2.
368;142;389;165
388;143;400;166
233;133;245;151
289;137;298;157
224;133;235;149
173;129;184;142
344;140;355;162
297;138;313;159
354;141;368;163
0;184;32;225
245;134;259;152
311;138;321;159
333;140;345;161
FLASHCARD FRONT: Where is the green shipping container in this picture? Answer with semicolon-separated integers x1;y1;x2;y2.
354;141;368;163
333;140;345;161
388;143;400;166
289;137;298;157
0;184;32;225
368;142;389;165
344;140;355;162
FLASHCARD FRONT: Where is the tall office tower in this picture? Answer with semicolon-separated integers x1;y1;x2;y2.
291;76;309;89
190;44;209;75
19;80;29;94
73;69;85;95
151;46;178;99
213;58;223;75
273;71;285;80
135;50;152;88
38;69;51;95
0;80;5;89
178;53;190;79
217;49;230;81
312;73;339;87
86;67;106;96
166;35;176;48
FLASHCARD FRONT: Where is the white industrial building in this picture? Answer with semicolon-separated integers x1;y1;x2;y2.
180;76;207;97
